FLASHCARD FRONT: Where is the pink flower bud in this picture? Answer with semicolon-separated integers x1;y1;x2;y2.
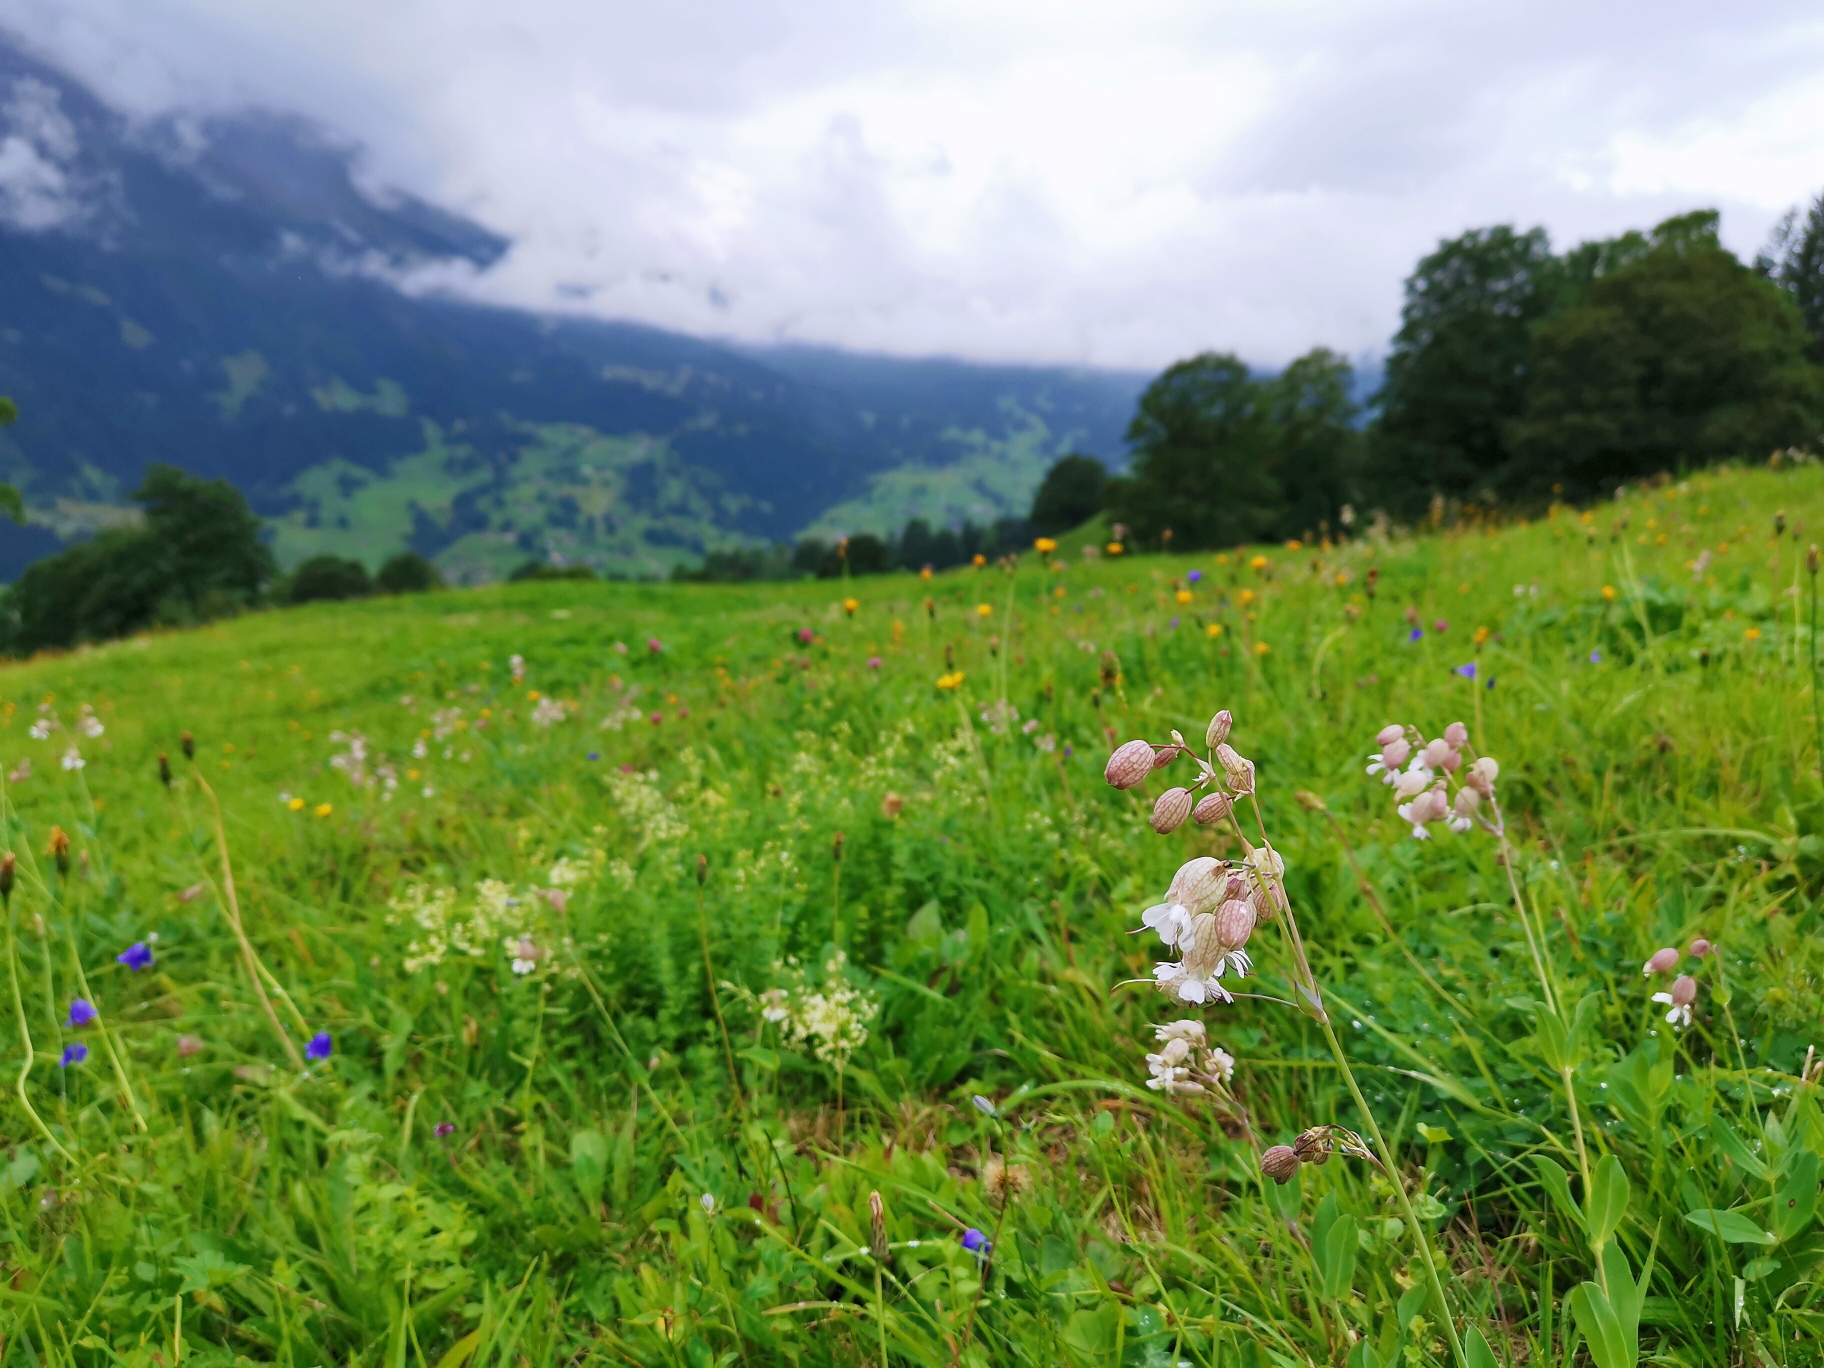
1689;938;1712;958
1423;738;1454;769
1375;724;1404;746
1444;721;1469;748
1214;898;1256;951
1192;792;1233;826
1440;748;1462;772
1151;787;1194;834
1419;786;1451;823
1105;740;1153;790
1381;738;1412;769
1206;710;1233;748
1215;743;1256;794
1642;947;1679;976
1669;974;1697;1007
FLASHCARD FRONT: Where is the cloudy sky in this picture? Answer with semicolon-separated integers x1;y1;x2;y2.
5;0;1824;369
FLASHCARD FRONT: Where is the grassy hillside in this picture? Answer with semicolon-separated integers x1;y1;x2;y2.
0;462;1820;1366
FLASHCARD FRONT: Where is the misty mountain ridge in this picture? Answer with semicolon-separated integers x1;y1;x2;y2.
0;34;1145;580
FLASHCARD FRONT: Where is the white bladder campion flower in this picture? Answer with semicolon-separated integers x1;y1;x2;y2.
1140;857;1229;950
1653;974;1697;1028
1369;721;1499;841
1143;1019;1237;1093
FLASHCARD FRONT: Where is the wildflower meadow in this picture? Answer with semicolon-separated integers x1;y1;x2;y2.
1;463;1822;1367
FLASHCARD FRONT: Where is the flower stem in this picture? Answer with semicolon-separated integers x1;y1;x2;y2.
5;896;72;1164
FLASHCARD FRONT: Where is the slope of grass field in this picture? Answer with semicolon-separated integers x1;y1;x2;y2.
0;463;1821;1367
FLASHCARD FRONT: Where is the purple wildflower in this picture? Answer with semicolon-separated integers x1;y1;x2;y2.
1407;628;1423;643
586;751;600;761
434;1122;456;1138
1169;616;1180;628
305;1031;333;1062
117;941;155;971
961;1228;991;1255
1454;663;1477;679
1187;569;1202;583
59;1043;87;1067
1589;650;1602;664
66;998;96;1028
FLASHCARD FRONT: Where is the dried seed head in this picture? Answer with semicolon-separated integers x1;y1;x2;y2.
1151;787;1195;834
158;753;172;787
1669;974;1698;1007
868;1190;888;1260
696;854;708;885
1444;721;1470;748
180;731;194;760
1260;1145;1301;1184
1191;792;1233;826
1292;1128;1331;1165
1810;544;1820;576
1213;898;1256;951
1205;710;1233;748
1688;937;1712;958
1375;723;1404;746
881;791;903;819
1105;739;1155;790
832;832;845;863
1642;947;1679;976
47;826;69;877
0;852;13;905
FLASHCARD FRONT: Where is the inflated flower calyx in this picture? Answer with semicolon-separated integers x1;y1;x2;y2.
1167;857;1230;914
1642;947;1679;975
1151;787;1195;834
1668;974;1697;1007
1213;898;1256;951
1215;743;1256;795
1260;1145;1300;1184
1191;792;1232;825
1205;710;1233;748
1443;721;1470;748
1105;739;1155;790
1375;723;1404;747
1689;938;1712;958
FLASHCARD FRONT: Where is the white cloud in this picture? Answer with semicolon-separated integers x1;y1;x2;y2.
0;75;83;229
5;0;1824;366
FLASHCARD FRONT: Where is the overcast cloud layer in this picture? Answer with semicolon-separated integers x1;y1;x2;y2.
4;0;1824;368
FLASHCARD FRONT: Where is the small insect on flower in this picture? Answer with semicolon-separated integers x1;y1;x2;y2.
1652;974;1698;1028
117;941;155;971
66;998;97;1028
305;1032;334;1062
59;1043;88;1068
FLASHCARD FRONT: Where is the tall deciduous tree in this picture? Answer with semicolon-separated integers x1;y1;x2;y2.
1367;225;1558;513
1028;454;1108;534
1757;192;1824;358
1510;213;1824;498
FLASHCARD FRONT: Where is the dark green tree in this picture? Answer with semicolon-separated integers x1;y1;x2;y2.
1367;225;1559;513
1028;454;1108;534
0;397;26;525
1510;212;1824;498
376;551;443;594
1265;348;1362;539
288;556;371;604
1757;191;1824;357
1105;353;1280;549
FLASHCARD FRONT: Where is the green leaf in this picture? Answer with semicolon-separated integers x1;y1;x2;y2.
736;1046;780;1071
571;1128;608;1209
1465;1325;1501;1368
1708;1117;1767;1181
1534;1008;1571;1071
1568;1282;1634;1368
1567;992;1602;1058
1772;1148;1819;1243
1531;1156;1586;1234
1396;1282;1429;1330
1683;1208;1777;1245
1320;1213;1359;1300
1584;1155;1630;1252
0;483;24;526
1742;1256;1782;1281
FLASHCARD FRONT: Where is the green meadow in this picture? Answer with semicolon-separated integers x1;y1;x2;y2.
0;462;1821;1367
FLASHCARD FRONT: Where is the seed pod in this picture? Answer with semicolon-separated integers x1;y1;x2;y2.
1260;1145;1301;1184
1642;946;1679;976
1167;857;1229;914
1375;723;1404;746
1669;974;1698;1007
157;752;172;787
180;731;194;761
868;1190;889;1261
1191;792;1232;826
1213;898;1256;951
1104;739;1154;790
1151;787;1194;834
0;852;13;906
1205;710;1233;748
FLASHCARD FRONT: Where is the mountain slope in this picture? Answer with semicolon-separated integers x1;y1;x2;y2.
0;37;1144;579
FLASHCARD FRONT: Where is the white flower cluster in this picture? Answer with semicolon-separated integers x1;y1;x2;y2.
75;705;104;738
755;953;879;1068
28;704;57;740
530;696;568;727
1141;853;1276;1005
1366;723;1498;840
606;769;689;848
1144;1019;1237;1095
391;865;590;976
329;730;401;796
